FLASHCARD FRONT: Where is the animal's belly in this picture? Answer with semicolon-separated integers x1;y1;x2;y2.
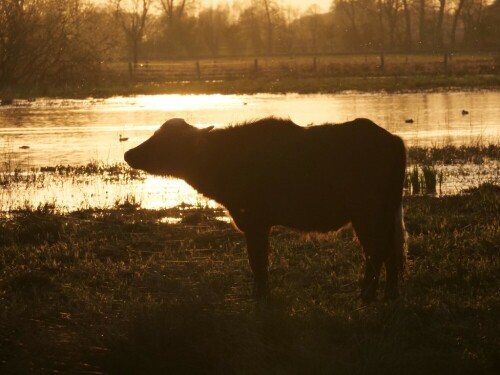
270;200;350;232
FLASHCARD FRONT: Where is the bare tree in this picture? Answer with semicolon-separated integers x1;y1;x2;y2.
400;0;412;50
336;0;361;47
0;0;34;84
239;5;263;54
382;0;402;49
262;0;276;55
377;0;385;53
435;0;447;49
160;0;189;28
461;0;485;48
159;0;196;56
418;0;427;49
197;5;230;57
114;0;151;69
1;0;111;87
305;5;323;54
450;0;467;49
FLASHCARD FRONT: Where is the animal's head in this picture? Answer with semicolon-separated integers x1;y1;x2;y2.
124;118;213;177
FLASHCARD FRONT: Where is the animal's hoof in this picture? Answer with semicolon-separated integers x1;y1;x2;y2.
360;286;377;303
253;283;270;302
384;287;400;301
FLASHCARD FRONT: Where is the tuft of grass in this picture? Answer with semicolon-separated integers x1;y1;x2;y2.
114;193;142;210
408;165;421;195
408;144;500;165
421;165;438;194
404;144;499;196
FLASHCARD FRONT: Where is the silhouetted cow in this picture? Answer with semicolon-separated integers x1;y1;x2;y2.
125;117;407;301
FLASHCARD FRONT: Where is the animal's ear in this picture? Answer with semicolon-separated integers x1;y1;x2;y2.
200;125;214;133
193;125;214;155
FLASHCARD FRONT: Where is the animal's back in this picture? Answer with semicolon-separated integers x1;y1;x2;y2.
269;118;405;230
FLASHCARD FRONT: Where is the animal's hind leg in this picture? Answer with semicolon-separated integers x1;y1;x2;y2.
353;217;393;302
244;227;271;300
359;243;384;302
384;252;399;300
384;206;406;300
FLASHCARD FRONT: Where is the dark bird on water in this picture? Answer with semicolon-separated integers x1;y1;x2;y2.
119;134;129;142
19;145;30;149
462;110;469;115
405;118;414;124
1;98;13;106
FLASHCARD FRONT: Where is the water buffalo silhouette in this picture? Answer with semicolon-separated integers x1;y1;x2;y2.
125;117;407;302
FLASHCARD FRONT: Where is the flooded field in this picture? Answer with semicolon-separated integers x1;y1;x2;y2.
1;91;499;211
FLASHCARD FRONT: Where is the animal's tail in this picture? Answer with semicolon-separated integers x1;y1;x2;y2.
394;203;408;279
392;135;408;279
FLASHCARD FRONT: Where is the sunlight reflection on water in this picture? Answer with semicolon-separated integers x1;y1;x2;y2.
0;173;216;212
1;91;499;169
1;92;498;211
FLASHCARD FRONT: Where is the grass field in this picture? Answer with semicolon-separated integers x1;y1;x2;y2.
0;183;498;374
117;52;499;80
1;52;499;98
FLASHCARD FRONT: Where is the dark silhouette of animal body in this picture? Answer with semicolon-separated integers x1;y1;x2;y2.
125;117;407;302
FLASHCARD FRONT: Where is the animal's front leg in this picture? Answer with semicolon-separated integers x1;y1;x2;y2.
244;227;271;300
360;254;383;302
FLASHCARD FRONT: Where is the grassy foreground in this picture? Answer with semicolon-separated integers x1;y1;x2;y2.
0;185;499;374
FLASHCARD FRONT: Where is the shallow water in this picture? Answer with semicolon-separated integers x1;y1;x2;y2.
0;171;211;212
1;91;499;211
1;91;499;169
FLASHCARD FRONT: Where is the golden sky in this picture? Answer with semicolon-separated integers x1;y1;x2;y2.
222;1;331;12
95;0;333;13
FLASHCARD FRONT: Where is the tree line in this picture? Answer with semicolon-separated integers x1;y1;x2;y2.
1;0;499;87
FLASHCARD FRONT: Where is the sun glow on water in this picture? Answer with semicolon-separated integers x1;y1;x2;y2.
0;172;218;212
106;94;244;113
137;175;217;210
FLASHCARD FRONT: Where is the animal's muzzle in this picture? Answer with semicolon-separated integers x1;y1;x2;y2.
124;149;139;169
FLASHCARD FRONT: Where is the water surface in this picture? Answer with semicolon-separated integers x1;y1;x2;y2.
1;91;498;211
2;91;498;169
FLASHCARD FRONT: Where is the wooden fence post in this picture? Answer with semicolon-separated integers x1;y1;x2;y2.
196;61;201;80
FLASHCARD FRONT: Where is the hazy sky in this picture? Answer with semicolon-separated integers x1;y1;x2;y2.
99;1;333;13
217;1;332;12
234;1;331;12
290;0;331;12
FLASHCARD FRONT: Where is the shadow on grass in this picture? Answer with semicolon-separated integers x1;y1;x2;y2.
98;303;300;375
90;296;498;375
